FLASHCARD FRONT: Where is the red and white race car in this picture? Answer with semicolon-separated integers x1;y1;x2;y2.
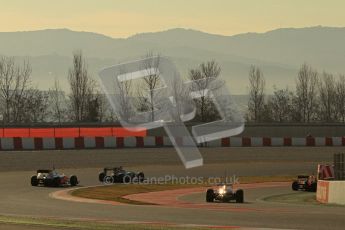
31;169;79;187
291;175;317;192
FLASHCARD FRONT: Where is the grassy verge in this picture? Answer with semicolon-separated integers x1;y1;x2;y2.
72;175;294;205
237;175;294;184
0;215;205;230
263;192;319;205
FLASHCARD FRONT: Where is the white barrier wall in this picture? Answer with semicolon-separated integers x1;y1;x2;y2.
104;137;116;148
317;180;345;205
63;138;74;149
143;136;156;147
124;137;136;147
22;138;35;150
0;136;344;150
271;137;284;146
43;138;55;149
84;137;96;148
1;138;14;150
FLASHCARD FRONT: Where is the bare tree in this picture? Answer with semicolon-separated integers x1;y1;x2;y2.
68;51;98;122
0;56;31;124
318;72;336;121
247;65;265;122
137;52;164;121
335;75;345;122
116;69;134;122
49;79;66;123
188;60;222;122
268;87;293;122
294;63;319;122
168;72;192;122
21;89;49;123
96;94;108;122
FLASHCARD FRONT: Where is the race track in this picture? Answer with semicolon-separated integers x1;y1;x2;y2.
0;147;344;229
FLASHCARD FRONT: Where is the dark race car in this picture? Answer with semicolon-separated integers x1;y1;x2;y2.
31;169;79;187
206;184;244;203
291;175;317;192
98;167;145;184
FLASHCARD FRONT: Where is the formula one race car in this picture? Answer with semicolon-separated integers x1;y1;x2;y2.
31;169;79;187
206;184;244;203
98;167;145;184
291;175;317;192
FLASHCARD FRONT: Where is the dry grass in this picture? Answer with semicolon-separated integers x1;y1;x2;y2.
72;183;199;205
72;175;294;205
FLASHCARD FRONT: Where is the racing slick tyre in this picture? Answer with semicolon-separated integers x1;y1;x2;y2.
43;179;50;187
305;182;317;192
311;182;317;192
70;175;78;187
292;181;299;191
235;189;244;203
99;172;106;182
31;175;38;186
53;177;60;187
206;189;215;202
138;172;145;182
104;176;114;184
122;175;132;183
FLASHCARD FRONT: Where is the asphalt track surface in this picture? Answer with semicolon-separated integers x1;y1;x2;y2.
0;147;345;229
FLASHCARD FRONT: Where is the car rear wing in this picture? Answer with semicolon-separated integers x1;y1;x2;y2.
37;169;52;173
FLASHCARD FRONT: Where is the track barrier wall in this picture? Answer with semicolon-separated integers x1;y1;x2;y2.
0;127;146;138
0;136;344;150
317;180;345;205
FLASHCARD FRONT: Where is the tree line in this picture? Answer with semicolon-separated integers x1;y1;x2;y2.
248;63;345;123
0;52;110;125
0;51;223;125
1;51;343;125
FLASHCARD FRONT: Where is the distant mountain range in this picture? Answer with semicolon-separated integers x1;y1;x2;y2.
1;26;344;94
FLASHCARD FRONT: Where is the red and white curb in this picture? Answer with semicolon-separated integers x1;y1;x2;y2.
51;182;291;214
0;136;344;150
49;186;123;205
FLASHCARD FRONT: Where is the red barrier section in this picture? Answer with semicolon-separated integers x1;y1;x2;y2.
5;129;30;138
342;137;345;146
155;136;163;146
263;137;271;146
80;128;112;137
13;137;23;150
30;128;55;137
113;127;146;137
55;138;63;149
306;137;315;146
284;137;292;146
136;137;144;147
0;127;147;138
54;128;79;138
34;138;43;150
116;137;124;148
95;137;104;148
174;137;183;146
325;137;333;146
221;138;230;147
242;137;251;147
75;137;84;149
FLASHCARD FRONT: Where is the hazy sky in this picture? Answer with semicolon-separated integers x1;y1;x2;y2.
1;0;345;37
